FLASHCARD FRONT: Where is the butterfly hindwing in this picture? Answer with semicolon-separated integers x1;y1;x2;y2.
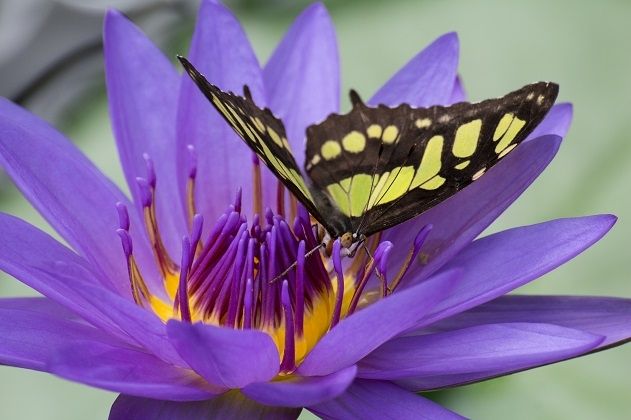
179;57;326;224
305;82;558;237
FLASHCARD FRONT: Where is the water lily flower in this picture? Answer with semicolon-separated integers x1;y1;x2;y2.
0;1;629;419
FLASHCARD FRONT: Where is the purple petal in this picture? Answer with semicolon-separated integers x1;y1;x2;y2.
449;76;467;104
0;213;183;366
383;134;562;288
0;98;159;295
526;103;573;140
176;0;266;225
243;365;356;407
370;32;459;107
0;296;195;400
421;214;616;326
167;320;279;388
359;323;603;390
49;340;220;401
104;10;186;257
264;2;339;167
0;297;110;370
110;393;301;420
0;296;77;319
308;379;465;420
68;278;186;367
431;295;631;349
298;269;461;377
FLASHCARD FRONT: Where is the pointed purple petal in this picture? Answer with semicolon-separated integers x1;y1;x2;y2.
298;269;461;377
110;393;301;420
308;379;465;420
432;295;631;349
383;134;561;288
0;98;159;295
421;215;616;326
104;10;186;257
0;296;77;319
176;0;266;224
449;76;467;104
0;213;184;366
0;297;111;370
526;103;573;140
243;365;356;407
49;340;220;401
359;323;603;391
0;298;196;400
167;320;279;388
264;2;339;167
370;33;459;107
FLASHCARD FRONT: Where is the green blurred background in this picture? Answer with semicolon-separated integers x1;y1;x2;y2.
0;0;629;418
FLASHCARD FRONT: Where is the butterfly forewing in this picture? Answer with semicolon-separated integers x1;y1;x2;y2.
305;82;558;237
179;57;326;224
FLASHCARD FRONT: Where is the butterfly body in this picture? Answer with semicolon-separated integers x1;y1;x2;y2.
179;56;558;249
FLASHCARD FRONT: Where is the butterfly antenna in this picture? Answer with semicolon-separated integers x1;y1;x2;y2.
269;242;325;284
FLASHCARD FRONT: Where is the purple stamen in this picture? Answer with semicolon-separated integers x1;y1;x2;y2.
389;224;433;292
190;213;204;252
243;278;253;329
142;153;156;188
295;240;305;336
136;177;153;207
280;280;295;372
265;207;275;226
374;241;393;296
233;187;242;214
116;202;130;231
116;228;133;259
226;233;248;327
176;237;192;323
186;144;197;179
330;239;345;328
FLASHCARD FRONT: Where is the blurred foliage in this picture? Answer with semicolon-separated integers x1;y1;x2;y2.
0;0;630;419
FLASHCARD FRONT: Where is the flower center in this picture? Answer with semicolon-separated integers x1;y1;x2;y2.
116;150;429;373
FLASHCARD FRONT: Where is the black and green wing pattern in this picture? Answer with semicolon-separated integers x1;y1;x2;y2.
180;56;558;241
179;57;325;225
304;83;558;237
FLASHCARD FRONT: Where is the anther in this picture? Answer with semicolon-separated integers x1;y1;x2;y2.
175;237;192;322
116;228;133;259
117;227;150;306
374;241;393;296
389;224;432;292
186;145;198;224
136;177;152;207
330;239;345;329
186;145;197;179
143;153;156;189
233;187;242;214
295;240;306;336
243;278;253;329
190;213;204;254
280;280;296;372
116;202;130;231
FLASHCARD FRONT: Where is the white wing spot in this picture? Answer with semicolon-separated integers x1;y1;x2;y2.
415;118;432;129
472;167;486;181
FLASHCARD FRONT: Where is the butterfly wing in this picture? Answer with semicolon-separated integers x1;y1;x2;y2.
179;57;331;227
305;82;558;237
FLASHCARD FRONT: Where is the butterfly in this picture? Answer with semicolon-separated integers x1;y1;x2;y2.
179;56;558;254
